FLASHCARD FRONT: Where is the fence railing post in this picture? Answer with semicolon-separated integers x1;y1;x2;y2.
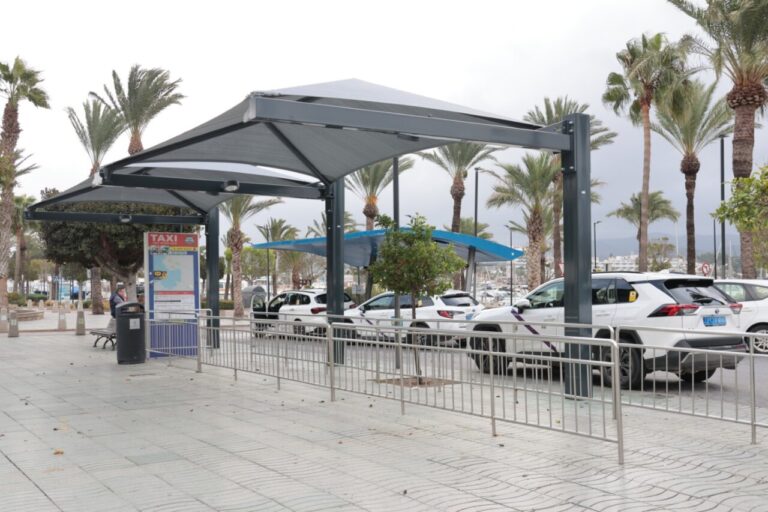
750;334;757;445
611;337;625;465
328;322;336;402
397;326;405;415
488;334;497;437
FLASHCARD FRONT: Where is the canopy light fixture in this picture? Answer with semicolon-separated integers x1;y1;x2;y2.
119;214;132;224
222;180;240;193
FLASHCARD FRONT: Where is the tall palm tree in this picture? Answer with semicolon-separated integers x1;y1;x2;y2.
420;143;499;234
603;33;689;272
652;80;734;273
12;195;35;294
67;98;126;314
257;218;299;296
306;211;359;238
91;65;183;155
346;158;413;230
608;192;681;252
0;57;49;307
443;217;493;240
487;153;559;289
669;0;768;278
524;96;617;277
221;196;282;317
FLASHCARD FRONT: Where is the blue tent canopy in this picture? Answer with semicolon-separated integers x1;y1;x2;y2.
252;229;523;267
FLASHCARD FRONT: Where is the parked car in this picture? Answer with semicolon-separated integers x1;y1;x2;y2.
343;290;484;344
715;279;768;353
468;272;746;387
251;289;355;335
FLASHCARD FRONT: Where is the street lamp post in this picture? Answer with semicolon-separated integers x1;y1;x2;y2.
719;135;727;278
473;167;479;298
593;220;602;271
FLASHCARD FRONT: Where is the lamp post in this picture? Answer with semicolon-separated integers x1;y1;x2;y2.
719;135;727;278
593;220;602;271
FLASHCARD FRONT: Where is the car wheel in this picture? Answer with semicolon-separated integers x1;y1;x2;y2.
293;321;305;337
470;335;508;375
406;323;433;346
679;367;716;383
747;324;768;353
600;342;643;390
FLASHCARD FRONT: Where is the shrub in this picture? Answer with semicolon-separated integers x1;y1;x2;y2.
201;299;234;310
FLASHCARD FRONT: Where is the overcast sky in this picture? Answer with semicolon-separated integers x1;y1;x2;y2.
4;0;767;251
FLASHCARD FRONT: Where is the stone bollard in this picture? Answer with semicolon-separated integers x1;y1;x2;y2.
8;310;18;337
75;309;85;335
26;299;32;308
38;300;44;309
0;308;8;333
57;307;67;330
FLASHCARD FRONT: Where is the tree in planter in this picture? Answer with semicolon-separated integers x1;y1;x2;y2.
369;214;465;382
257;218;298;296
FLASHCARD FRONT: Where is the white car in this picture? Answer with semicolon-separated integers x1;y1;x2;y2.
716;279;768;353
343;290;484;344
468;272;746;387
251;289;355;334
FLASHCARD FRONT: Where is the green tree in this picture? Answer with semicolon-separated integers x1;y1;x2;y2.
487;153;559;289
652;80;733;273
0;57;49;307
306;211;359;237
257;218;299;295
608;191;681;250
715;166;768;270
221;196;281;317
346;158;413;230
12;194;35;294
603;33;689;271
648;237;676;272
91;65;183;155
443;217;493;240
670;0;768;278
369;214;465;381
524;96;617;277
67;98;126;314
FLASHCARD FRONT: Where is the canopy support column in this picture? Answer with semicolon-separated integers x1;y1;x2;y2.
326;180;345;363
465;247;476;293
206;207;220;348
562;113;592;398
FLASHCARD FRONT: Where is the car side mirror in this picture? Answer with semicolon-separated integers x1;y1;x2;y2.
514;299;531;312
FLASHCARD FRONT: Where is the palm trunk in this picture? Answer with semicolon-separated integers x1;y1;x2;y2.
527;210;544;289
552;173;563;278
732;103;758;278
224;272;230;301
0;185;15;307
681;153;700;275
363;198;378;231
128;131;143;155
232;245;244;318
450;173;465;288
638;103;652;272
90;267;104;314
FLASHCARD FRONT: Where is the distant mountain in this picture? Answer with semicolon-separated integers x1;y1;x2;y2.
595;232;740;259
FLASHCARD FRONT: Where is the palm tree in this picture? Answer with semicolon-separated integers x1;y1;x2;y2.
0;57;49;307
669;0;768;278
443;217;493;240
257;218;299;296
221;196;282;317
306;211;359;238
11;195;35;294
91;65;183;155
609;192;681;253
67;98;126;314
524;96;617;277
603;33;689;272
487;153;559;289
346;158;413;230
652;80;734;273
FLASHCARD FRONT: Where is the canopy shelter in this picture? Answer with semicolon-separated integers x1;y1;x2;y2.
252;229;524;267
37;78;593;395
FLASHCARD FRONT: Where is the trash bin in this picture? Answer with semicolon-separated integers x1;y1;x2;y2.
116;302;145;364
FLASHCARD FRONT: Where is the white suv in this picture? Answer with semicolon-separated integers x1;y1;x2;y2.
715;279;768;353
252;289;355;334
468;273;745;387
343;290;483;344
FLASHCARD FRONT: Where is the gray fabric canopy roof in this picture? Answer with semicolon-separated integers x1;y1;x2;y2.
101;79;553;187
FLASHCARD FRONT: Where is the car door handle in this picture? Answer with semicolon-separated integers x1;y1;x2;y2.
595;312;611;317
543;316;556;322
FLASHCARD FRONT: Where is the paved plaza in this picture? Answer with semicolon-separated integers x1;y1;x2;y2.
1;332;767;511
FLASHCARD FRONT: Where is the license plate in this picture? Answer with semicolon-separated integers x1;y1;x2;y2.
465;313;474;320
703;315;726;327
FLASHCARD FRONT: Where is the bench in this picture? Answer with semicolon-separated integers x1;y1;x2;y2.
91;319;116;350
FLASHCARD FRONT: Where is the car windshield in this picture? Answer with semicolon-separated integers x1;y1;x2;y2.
663;279;730;305
440;293;478;307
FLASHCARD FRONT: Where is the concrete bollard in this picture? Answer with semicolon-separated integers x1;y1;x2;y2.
0;308;8;333
75;309;85;335
57;307;67;330
38;300;44;309
26;300;32;308
8;310;18;337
